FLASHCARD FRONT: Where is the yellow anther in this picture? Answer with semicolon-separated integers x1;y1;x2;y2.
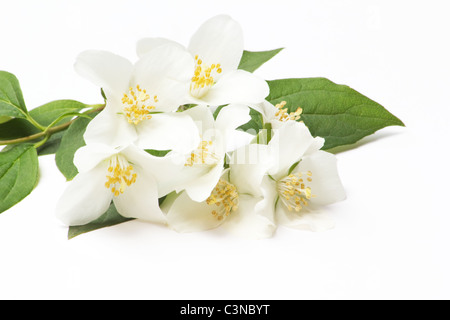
206;179;239;221
190;54;222;98
274;101;303;122
185;139;218;166
122;85;157;125
105;155;137;196
277;171;315;212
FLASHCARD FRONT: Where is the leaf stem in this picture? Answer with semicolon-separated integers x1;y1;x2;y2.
0;104;105;146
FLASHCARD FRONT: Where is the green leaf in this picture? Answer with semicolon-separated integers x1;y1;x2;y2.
29;100;88;127
68;202;133;239
55;112;98;180
0;118;37;140
0;71;28;119
238;48;283;73
36;131;65;156
0;144;39;214
266;78;405;150
238;107;264;134
145;149;171;157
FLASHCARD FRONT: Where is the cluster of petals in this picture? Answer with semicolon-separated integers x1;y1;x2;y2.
56;15;346;238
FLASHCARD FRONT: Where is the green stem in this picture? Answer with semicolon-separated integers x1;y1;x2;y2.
0;104;105;146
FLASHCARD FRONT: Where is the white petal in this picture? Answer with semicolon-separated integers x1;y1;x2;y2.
74;50;133;98
121;145;185;197
182;163;225;202
73;143;117;174
215;104;251;133
132;44;194;111
163;191;223;233
229;144;273;197
135;112;200;154
293;150;346;206
268;121;318;179
275;203;335;232
83;103;138;147
136;37;186;58
188;15;243;74
222;195;276;239
179;105;215;133
56;165;113;226
201;70;269;106
113;167;166;224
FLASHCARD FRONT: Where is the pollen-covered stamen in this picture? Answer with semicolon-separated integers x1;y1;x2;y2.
206;179;239;221
185;139;218;166
122;85;157;125
274;101;302;122
277;171;315;212
104;155;137;197
190;55;222;98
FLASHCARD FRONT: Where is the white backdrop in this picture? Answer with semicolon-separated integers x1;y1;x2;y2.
0;0;449;300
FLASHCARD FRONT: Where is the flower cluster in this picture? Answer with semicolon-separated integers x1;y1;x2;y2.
56;15;346;238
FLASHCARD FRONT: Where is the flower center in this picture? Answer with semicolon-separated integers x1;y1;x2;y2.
190;55;222;99
277;171;314;212
104;155;137;197
185;139;219;166
206;179;239;221
122;85;158;125
274;101;302;122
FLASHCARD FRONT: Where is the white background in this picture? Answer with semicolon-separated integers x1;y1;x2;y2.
0;0;449;300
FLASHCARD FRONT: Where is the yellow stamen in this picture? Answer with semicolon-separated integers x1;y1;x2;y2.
206;179;239;221
190;55;222;98
122;85;157;125
185;139;218;166
274;101;303;122
277;171;315;212
104;155;137;196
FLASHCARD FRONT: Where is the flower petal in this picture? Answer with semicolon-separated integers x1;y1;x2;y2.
83;102;138;147
121;145;185;197
201;70;269;106
56;164;113;226
188;15;243;75
73;143;118;174
132;44;194;111
182;163;225;202
136;37;186;58
222;195;276;239
268;121;319;179
135;112;200;154
113;167;166;224
74;50;133;99
163;191;223;233
229;144;273;197
293;150;346;206
179;105;215;133
275;203;336;232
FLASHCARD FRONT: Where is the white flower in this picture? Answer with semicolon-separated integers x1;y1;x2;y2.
171;104;254;202
252;100;303;129
75;44;199;153
264;121;347;231
163;144;276;239
56;143;183;226
136;15;269;106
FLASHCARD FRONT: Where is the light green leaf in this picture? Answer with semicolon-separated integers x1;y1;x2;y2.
0;71;28;119
238;48;283;73
68;202;134;239
55;112;98;180
0;144;39;214
266;78;405;150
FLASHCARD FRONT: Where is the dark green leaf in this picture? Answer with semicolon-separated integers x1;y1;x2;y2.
266;78;405;150
238;48;283;73
68;202;133;239
29;100;87;127
238;107;263;134
0;144;39;214
55;112;98;180
0;71;28;119
145;149;171;157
